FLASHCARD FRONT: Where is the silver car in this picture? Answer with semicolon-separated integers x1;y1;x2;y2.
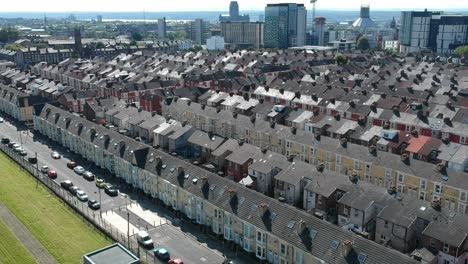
73;166;85;175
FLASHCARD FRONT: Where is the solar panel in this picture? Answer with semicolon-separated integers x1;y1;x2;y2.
330;241;339;249
358;253;367;263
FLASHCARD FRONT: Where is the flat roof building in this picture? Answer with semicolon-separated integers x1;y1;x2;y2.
83;243;139;264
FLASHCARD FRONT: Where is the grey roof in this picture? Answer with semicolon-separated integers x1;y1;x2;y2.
338;184;395;211
38;104;418;264
188;130;225;151
249;151;290;174
422;214;468;247
377;198;440;228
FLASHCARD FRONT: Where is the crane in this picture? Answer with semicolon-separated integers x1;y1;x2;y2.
311;0;318;23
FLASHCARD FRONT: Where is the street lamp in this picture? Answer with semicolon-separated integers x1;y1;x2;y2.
98;187;102;216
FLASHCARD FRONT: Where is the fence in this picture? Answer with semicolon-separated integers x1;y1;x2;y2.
0;144;161;264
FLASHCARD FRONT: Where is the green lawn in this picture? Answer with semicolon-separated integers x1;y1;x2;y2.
0;219;37;264
0;152;111;264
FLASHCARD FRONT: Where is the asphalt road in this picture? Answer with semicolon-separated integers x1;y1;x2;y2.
0;114;232;264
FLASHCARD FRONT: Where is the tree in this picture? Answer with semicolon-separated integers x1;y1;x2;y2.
0;27;20;43
356;37;370;50
131;32;143;41
335;53;348;65
4;43;23;51
95;42;105;49
455;45;468;57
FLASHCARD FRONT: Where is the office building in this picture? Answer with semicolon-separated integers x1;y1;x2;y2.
314;17;327;46
158;17;167;40
190;19;209;45
221;22;264;49
264;3;307;48
219;1;250;22
97;15;103;23
400;10;468;54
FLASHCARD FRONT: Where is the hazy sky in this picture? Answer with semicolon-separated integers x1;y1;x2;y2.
3;0;467;12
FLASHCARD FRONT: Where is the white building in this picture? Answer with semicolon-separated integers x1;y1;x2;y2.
206;36;225;50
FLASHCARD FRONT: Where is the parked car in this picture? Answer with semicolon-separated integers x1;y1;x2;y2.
73;166;85;175
19;150;27;156
76;190;88;202
47;170;57;179
7;142;16;148
222;259;235;264
168;258;184;264
60;180;73;190
136;230;153;248
0;117;4;123
1;137;10;144
83;171;95;181
28;157;37;164
51;151;61;159
67;161;77;169
87;199;100;210
95;178;105;188
154;247;170;261
103;183;118;196
40;165;49;173
69;186;80;196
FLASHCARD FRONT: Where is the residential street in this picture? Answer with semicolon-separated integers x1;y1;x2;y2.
0;114;248;264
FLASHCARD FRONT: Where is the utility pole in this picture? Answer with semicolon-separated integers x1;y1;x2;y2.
35;152;39;188
98;187;102;217
127;211;130;248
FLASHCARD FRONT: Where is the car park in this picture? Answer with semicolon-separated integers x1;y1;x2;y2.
60;180;73;190
69;186;80;196
95;178;105;188
103;183;118;196
47;170;57;179
76;190;88;202
67;161;77;169
40;165;49;173
87;199;100;210
1;137;9;144
136;230;153;248
83;171;95;181
51;151;61;159
73;166;85;175
153;247;170;261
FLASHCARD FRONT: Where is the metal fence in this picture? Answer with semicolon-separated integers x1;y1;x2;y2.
0;144;161;264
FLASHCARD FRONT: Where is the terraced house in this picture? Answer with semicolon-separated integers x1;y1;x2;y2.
33;104;418;264
163;99;468;216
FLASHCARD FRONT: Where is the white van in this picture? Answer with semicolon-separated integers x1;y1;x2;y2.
136;230;153;248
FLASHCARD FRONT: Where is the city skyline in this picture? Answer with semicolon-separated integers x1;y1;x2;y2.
2;0;468;12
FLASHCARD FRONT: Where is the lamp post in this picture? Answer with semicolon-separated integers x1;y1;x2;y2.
127;211;130;247
98;187;102;216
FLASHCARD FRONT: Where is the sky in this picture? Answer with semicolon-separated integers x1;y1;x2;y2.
2;0;468;12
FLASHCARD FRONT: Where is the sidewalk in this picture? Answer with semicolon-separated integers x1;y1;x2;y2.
101;210;140;235
0;203;59;264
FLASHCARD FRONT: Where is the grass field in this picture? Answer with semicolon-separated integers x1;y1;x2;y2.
0;152;111;264
0;219;37;264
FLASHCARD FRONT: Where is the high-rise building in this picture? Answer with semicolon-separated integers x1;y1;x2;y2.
264;3;307;49
400;10;468;54
191;19;209;45
74;27;82;56
158;17;167;40
97;15;103;23
221;22;264;49
219;1;250;22
314;17;327;46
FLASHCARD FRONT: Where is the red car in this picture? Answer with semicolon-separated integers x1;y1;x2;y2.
67;161;77;169
168;259;184;264
47;170;57;179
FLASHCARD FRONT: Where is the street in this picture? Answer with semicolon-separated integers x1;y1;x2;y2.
0;114;237;264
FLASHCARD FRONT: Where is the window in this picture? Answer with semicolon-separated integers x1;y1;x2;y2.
384;221;389;229
224;214;232;225
256;245;266;259
354;208;359;217
280;243;288;256
354;160;360;170
380;234;386;240
214;209;222;219
419;191;426;201
310;147;316;156
365;163;371;173
434;184;442;194
443;243;449;253
244;223;252;237
336;155;342;165
397;173;404;183
243;238;252;252
256;231;266;243
420;179;427;190
286;141;291;149
460;191;467;202
294;249;303;264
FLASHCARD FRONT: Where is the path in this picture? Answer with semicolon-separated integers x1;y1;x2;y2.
0;203;59;264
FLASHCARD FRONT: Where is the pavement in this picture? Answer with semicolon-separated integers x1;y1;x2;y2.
0;202;59;264
0;114;254;264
